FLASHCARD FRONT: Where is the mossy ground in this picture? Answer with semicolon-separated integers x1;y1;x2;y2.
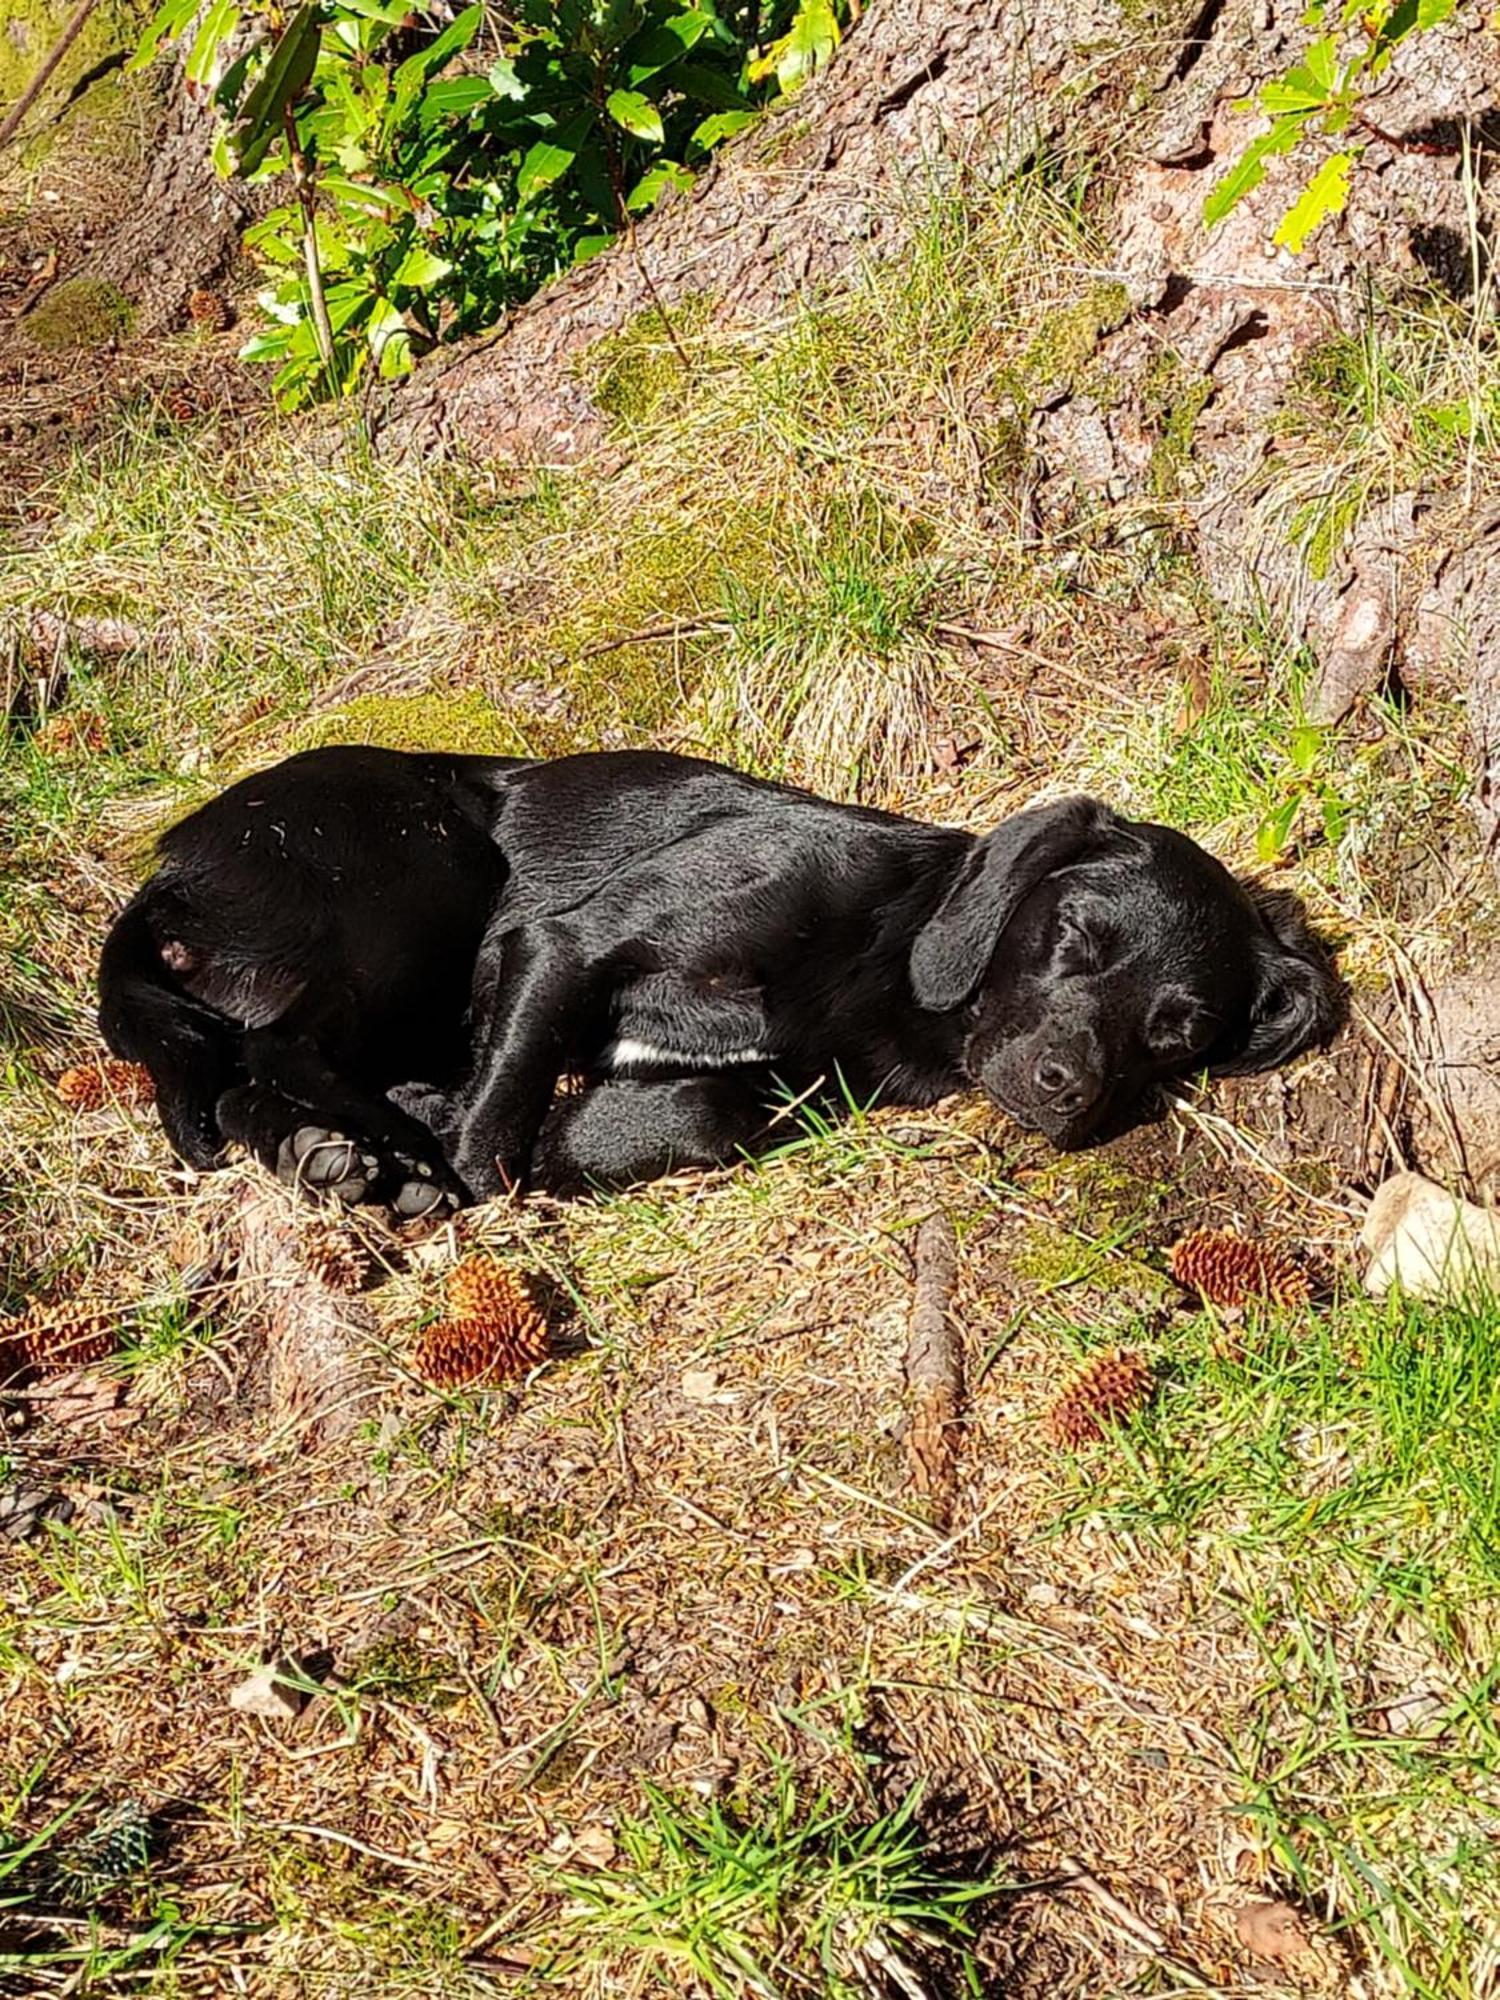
21;276;135;350
1;169;1498;1998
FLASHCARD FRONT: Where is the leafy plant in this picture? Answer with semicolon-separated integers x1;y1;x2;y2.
1253;721;1353;861
1203;0;1461;252
131;0;848;408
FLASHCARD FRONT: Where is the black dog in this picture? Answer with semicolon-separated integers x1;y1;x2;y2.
97;745;1341;1213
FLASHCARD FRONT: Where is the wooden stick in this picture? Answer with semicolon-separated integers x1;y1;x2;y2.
0;0;102;153
902;1209;963;1530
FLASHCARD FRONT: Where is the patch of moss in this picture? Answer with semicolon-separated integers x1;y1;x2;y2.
585;295;715;428
348;1634;446;1702
23;277;135;351
1013;281;1131;406
1143;350;1211;498
291;689;528;758
552;505;774;739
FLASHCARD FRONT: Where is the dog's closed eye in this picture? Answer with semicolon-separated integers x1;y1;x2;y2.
1055;917;1101;976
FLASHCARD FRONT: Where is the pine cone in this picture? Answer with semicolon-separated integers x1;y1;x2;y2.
163;387;197;423
53;1800;153;1908
55;1059;156;1111
446;1255;537;1323
188;288;232;331
412;1302;549;1391
34;710;107;756
300;1222;371;1294
1048;1348;1154;1448
1168;1229;1311;1310
3;1297;120;1377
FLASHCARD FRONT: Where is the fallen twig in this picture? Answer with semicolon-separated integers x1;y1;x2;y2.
0;0;101;153
902;1208;963;1530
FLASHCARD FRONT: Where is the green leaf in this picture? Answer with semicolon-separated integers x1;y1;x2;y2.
747;0;840;90
318;175;399;218
335;0;411;20
690;108;756;150
418;76;494;124
391;244;453;288
129;0;200;72
1302;33;1338;91
626;159;695;211
1289;724;1323;775
1203;129;1275;228
624;9;712;84
391;3;482;122
1272;148;1357;253
487;55;527;100
230;4;322;177
571;230;616;264
1255;795;1300;863
185;0;240;89
1202;115;1303;228
516;110;595;203
605;87;665;143
238;326;294;363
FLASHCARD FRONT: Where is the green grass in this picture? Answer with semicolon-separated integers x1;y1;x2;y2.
535;1775;999;1997
1030;1282;1500;1996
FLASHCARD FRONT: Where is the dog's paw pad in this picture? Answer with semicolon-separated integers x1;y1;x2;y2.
393;1177;455;1220
279;1126;373;1205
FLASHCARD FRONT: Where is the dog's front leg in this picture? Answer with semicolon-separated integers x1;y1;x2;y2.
450;921;591;1199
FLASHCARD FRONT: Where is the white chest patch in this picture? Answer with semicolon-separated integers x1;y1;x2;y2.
607;1038;770;1072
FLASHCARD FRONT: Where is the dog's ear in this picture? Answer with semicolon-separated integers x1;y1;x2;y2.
910;796;1121;1013
1211;888;1345;1075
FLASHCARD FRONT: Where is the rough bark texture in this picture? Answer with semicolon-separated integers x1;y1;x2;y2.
375;0;1199;462
80;53;266;332
1028;2;1500;853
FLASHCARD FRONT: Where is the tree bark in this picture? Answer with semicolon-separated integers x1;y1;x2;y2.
375;0;1210;462
79;51;268;332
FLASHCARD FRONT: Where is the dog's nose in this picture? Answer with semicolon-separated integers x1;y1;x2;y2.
1033;1051;1086;1113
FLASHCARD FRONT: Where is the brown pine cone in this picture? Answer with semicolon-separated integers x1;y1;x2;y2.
1168;1229;1311;1310
188;289;232;331
163;388;197;423
55;1060;156;1111
300;1222;371;1294
412;1309;548;1390
446;1255;539;1324
3;1298;120;1378
1048;1348;1154;1449
34;711;107;756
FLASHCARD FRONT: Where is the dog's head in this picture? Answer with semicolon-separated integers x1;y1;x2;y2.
909;796;1343;1149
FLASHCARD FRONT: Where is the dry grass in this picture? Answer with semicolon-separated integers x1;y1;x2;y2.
3;168;1500;1999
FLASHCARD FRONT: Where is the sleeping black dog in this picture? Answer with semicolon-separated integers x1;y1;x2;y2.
97;745;1341;1215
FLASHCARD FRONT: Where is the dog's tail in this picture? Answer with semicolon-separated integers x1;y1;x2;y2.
97;885;228;1075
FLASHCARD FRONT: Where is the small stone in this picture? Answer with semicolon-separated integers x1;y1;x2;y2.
1236;1900;1314;1961
680;1366;720;1402
229;1658;308;1719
